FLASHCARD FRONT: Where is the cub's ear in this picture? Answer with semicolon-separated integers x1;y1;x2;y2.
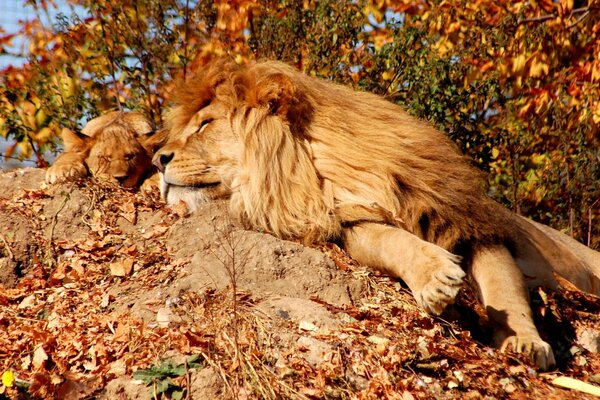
61;127;88;152
81;111;120;137
123;112;155;136
246;73;295;116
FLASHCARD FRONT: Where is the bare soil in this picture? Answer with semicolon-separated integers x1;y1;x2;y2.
1;168;599;399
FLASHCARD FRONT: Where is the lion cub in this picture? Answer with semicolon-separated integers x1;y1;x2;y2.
46;111;161;189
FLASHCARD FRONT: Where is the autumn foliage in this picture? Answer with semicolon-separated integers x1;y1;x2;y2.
0;0;598;244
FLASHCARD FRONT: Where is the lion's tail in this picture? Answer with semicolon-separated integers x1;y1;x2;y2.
512;215;600;296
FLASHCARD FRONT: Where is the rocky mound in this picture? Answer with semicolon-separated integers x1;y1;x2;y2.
0;168;599;399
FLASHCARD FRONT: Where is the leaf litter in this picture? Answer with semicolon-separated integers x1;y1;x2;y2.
0;168;599;399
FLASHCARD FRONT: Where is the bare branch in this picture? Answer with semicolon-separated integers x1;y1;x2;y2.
518;6;593;26
566;10;590;29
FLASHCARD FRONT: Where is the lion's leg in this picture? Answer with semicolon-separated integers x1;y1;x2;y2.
514;215;600;295
342;222;465;315
469;244;555;370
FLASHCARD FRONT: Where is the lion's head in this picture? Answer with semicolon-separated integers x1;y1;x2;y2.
155;59;507;248
47;111;161;188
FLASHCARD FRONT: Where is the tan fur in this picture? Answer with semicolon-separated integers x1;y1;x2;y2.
46;111;162;189
154;59;600;370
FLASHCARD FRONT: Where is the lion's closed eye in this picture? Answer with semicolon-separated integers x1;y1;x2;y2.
197;118;214;134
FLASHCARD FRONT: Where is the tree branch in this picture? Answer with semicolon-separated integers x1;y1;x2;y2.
518;6;593;25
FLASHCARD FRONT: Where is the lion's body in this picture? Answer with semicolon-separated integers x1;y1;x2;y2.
245;62;515;250
154;59;600;370
46;111;160;189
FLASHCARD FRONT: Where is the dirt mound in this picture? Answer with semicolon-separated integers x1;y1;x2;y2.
1;168;599;399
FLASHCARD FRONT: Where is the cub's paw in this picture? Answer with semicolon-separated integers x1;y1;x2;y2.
413;246;465;315
140;173;160;194
500;336;556;370
46;163;87;184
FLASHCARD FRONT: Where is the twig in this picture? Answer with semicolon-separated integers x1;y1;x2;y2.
566;10;590;29
49;191;71;259
184;358;191;400
587;199;598;247
0;306;45;323
0;233;14;260
183;0;190;79
518;6;591;25
199;350;236;397
129;1;155;121
98;11;123;112
80;185;99;227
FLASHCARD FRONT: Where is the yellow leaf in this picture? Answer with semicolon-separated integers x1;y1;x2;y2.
529;60;549;78
382;70;394;81
0;117;7;138
17;141;32;160
530;153;546;166
535;91;551;114
35;109;48;128
512;54;528;74
592;62;600;83
1;370;14;387
35;127;54;142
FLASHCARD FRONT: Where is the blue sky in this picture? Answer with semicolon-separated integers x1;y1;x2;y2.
0;0;76;69
0;1;84;168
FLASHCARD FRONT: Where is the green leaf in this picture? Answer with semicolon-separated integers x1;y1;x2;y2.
155;379;171;394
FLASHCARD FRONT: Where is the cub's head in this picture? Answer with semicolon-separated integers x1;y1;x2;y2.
62;111;160;188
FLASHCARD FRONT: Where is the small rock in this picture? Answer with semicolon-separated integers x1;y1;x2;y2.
578;328;600;353
298;320;318;332
296;336;332;366
156;307;181;327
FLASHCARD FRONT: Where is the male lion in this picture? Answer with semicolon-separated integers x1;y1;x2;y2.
46;111;161;189
153;59;600;370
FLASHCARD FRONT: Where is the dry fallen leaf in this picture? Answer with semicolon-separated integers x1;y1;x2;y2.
109;258;134;277
142;224;169;239
18;294;36;309
32;346;48;370
100;293;111;308
551;376;600;397
156;307;182;328
173;200;190;218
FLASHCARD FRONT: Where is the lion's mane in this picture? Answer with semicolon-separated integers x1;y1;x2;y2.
168;60;513;251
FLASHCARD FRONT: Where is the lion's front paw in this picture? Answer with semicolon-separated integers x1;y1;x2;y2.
46;162;87;184
412;247;465;315
500;336;556;370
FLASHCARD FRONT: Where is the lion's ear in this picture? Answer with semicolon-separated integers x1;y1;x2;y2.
61;127;88;152
139;129;168;154
246;73;295;116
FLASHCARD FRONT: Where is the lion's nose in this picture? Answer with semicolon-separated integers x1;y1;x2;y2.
153;151;174;173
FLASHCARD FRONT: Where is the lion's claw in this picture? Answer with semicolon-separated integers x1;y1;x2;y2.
500;336;556;370
411;247;465;315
